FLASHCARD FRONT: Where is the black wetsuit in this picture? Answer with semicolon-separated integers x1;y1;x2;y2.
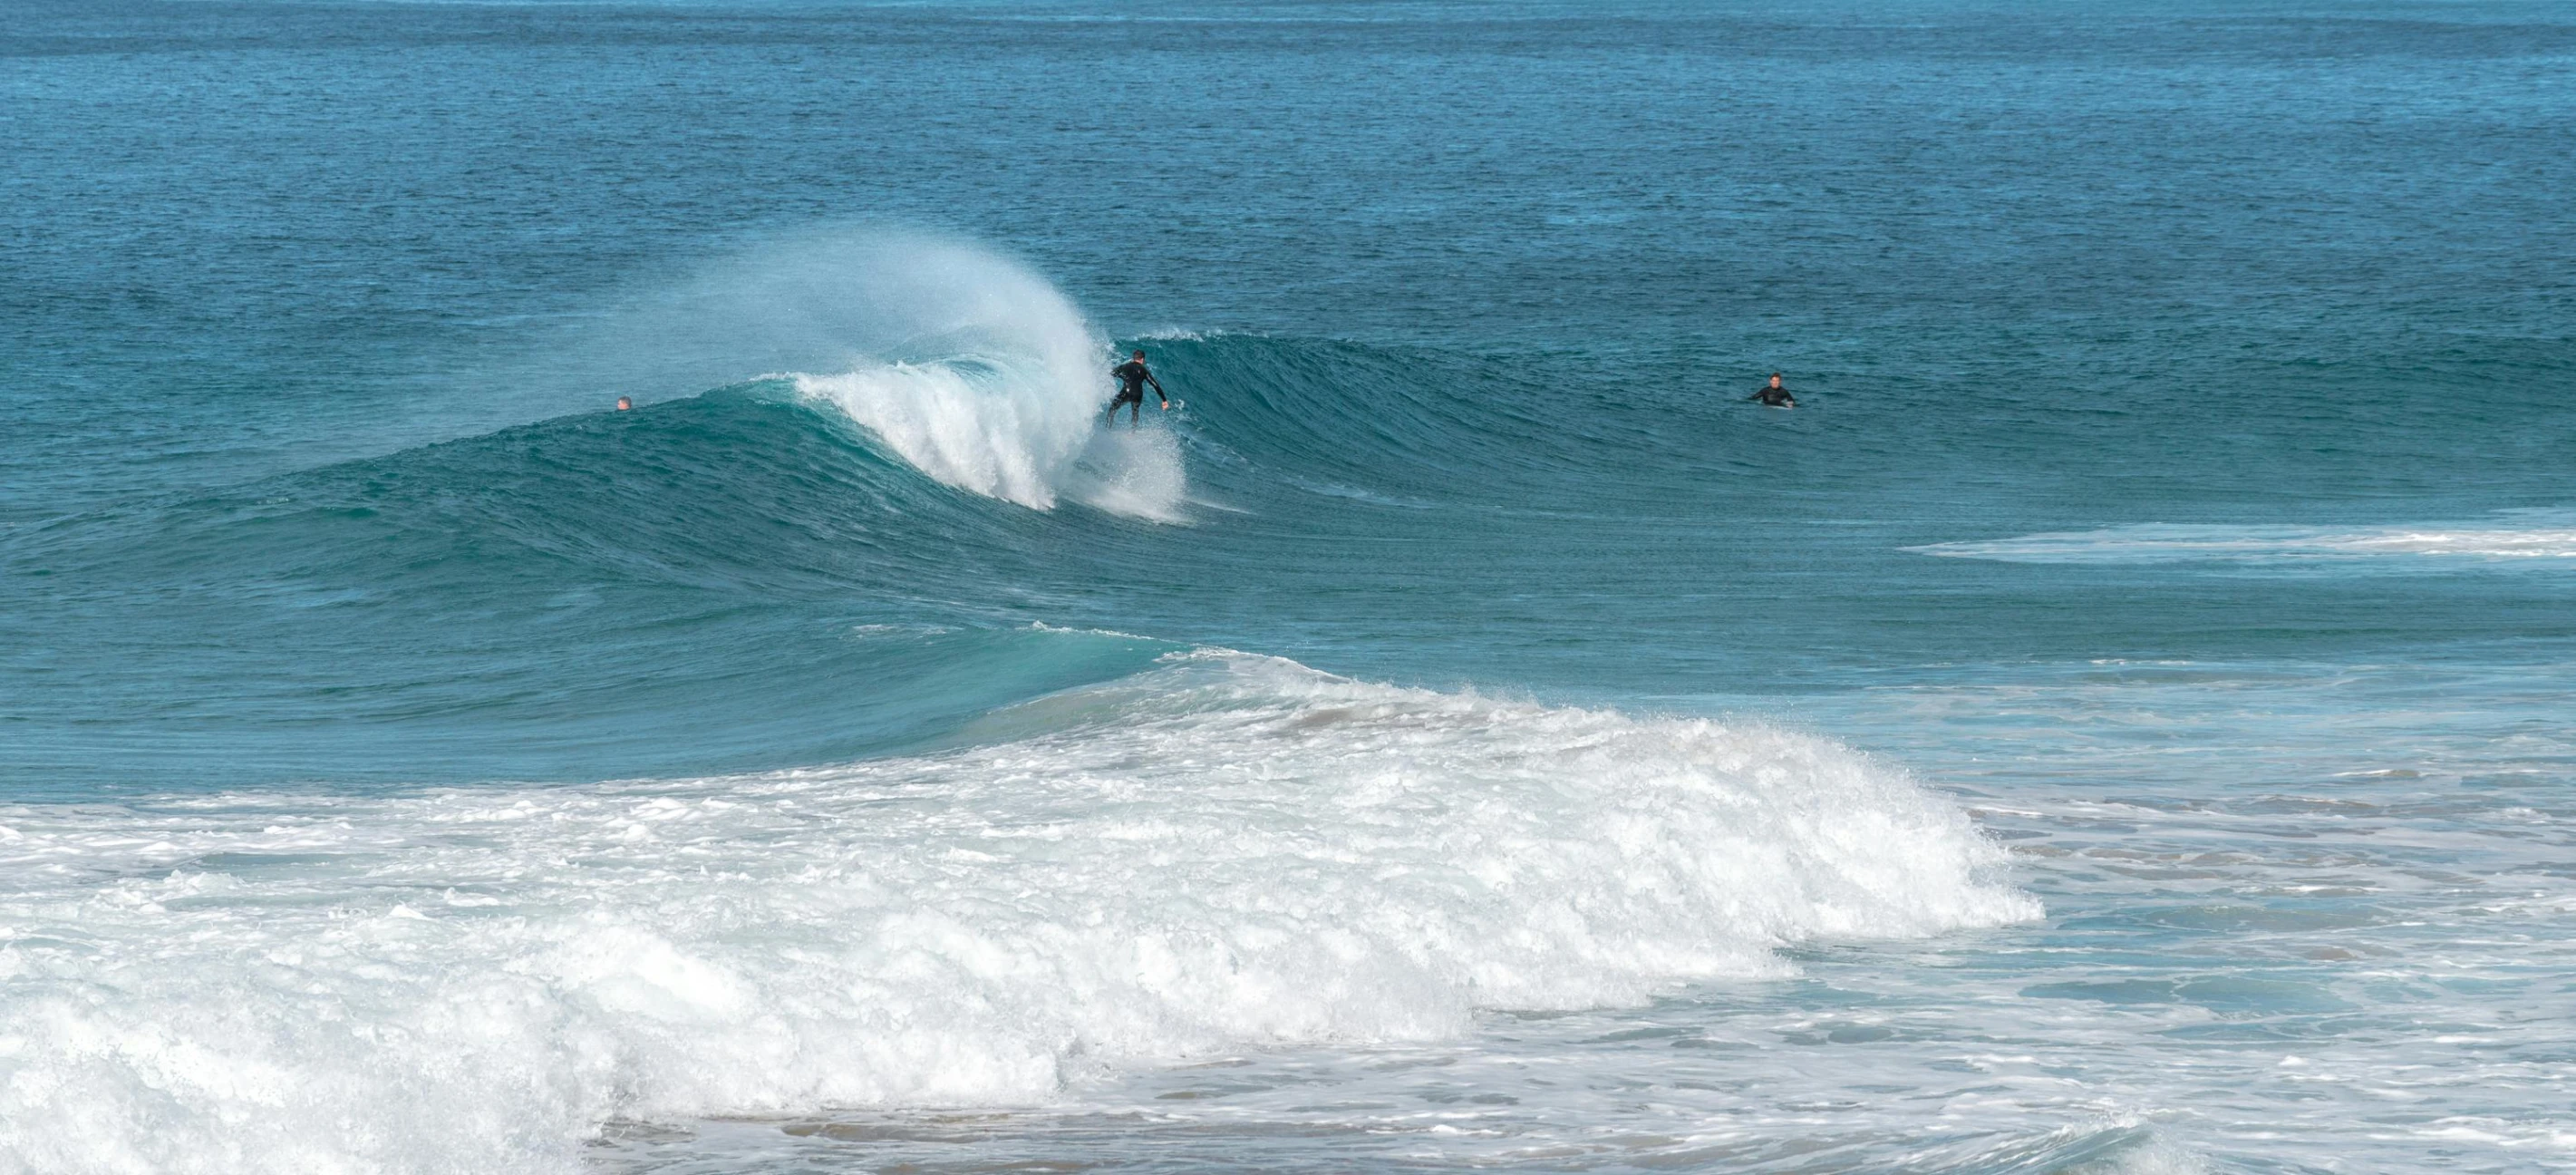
1112;360;1165;405
1750;385;1796;406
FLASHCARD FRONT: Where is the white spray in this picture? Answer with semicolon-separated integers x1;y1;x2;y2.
588;228;1185;517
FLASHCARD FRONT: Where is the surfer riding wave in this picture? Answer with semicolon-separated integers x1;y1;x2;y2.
1109;349;1170;427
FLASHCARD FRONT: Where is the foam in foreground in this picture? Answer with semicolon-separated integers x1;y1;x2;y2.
0;653;2036;1174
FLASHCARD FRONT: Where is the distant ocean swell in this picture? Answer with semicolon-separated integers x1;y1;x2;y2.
0;651;2036;1173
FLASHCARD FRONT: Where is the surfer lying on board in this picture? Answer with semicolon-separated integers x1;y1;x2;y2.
1749;373;1796;407
1108;350;1170;427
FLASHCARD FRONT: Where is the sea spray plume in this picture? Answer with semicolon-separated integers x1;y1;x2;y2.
573;228;1181;514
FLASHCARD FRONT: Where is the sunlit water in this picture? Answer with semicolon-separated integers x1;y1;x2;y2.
4;2;2571;1172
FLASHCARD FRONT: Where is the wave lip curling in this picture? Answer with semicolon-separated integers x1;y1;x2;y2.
706;233;1182;517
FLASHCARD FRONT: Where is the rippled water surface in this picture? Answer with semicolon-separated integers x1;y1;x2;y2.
3;1;2571;1172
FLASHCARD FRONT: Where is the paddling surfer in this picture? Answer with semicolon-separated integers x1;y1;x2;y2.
1108;349;1169;428
1749;373;1796;407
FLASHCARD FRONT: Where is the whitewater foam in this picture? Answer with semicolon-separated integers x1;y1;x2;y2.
1908;511;2576;565
1061;425;1190;522
734;233;1185;516
555;227;1183;516
796;357;1082;510
0;653;2031;1174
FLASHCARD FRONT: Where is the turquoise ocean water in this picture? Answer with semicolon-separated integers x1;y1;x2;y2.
3;2;2571;1171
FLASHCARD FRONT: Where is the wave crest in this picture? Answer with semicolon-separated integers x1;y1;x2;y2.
595;228;1182;516
1910;511;2576;565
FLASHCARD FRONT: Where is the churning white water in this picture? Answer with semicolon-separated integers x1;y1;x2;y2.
0;652;2032;1174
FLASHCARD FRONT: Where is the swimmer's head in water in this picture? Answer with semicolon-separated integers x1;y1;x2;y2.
615;397;632;411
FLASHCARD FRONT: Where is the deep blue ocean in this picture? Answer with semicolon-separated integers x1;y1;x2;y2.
4;2;2572;1171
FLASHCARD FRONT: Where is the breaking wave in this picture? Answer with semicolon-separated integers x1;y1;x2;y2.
0;652;2034;1173
594;228;1184;517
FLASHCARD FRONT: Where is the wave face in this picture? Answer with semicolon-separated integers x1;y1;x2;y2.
0;653;2033;1173
0;377;1203;791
